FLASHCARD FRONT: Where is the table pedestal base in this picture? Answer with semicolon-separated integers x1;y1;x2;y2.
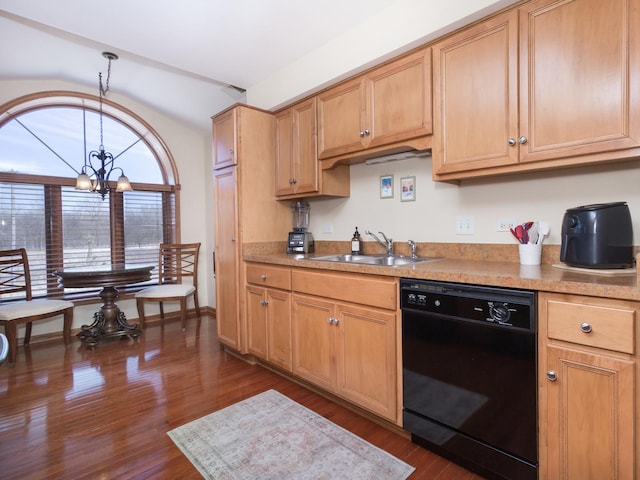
77;286;141;347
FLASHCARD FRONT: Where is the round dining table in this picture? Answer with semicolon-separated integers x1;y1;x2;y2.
54;265;154;347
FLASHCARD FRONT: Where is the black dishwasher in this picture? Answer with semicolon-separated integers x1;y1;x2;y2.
401;279;537;480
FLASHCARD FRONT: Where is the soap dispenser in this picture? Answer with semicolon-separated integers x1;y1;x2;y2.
351;227;361;255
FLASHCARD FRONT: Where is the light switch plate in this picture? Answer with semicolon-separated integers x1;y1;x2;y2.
455;216;474;235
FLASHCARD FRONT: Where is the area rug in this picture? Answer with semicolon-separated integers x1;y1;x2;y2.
167;389;415;479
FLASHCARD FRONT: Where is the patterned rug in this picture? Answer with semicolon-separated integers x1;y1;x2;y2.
168;389;415;479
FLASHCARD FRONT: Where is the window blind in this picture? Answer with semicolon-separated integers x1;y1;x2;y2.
0;182;175;298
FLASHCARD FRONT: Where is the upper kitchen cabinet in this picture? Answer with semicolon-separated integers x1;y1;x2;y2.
519;0;640;163
317;48;432;166
212;108;237;169
431;10;519;177
275;98;349;199
432;0;640;181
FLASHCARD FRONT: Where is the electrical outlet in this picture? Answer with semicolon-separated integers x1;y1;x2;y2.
455;216;474;235
497;218;518;232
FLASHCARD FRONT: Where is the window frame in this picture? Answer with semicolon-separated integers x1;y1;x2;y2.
0;91;182;302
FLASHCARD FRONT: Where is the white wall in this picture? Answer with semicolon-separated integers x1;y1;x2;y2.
306;157;640;247
248;0;519;110
0;79;215;335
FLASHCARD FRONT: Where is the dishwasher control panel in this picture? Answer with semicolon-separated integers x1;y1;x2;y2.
401;279;535;331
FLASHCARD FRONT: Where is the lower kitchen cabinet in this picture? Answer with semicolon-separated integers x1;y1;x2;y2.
245;263;292;372
538;292;638;479
291;269;400;423
335;302;397;420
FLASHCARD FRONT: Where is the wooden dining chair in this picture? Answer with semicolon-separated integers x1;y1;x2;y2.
135;243;201;330
0;248;74;363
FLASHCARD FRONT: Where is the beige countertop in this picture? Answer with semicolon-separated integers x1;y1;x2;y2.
244;242;640;302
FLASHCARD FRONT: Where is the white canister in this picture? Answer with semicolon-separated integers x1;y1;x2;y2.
519;244;542;265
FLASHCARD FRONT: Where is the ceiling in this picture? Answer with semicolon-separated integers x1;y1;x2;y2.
0;0;401;131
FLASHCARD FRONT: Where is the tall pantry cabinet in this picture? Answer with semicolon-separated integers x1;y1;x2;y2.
212;105;290;352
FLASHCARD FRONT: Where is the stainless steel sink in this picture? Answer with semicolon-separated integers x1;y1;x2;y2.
305;254;441;267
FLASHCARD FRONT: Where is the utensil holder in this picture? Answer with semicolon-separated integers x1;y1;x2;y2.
519;244;542;265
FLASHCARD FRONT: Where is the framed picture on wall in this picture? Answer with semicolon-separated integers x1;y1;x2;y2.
380;174;394;199
400;176;416;202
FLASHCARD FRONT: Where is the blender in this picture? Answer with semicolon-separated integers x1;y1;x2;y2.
287;201;314;254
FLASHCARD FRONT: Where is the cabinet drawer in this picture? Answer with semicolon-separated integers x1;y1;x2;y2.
292;269;397;310
246;264;291;290
547;300;635;354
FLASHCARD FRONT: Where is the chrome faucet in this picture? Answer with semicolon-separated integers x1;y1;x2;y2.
407;240;417;258
365;230;393;255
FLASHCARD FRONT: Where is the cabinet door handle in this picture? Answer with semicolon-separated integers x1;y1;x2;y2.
260;274;267;281
519;136;528;145
546;371;558;382
508;137;517;146
260;300;268;306
579;322;593;333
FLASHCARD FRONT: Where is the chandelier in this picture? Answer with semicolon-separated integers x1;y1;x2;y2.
75;52;132;200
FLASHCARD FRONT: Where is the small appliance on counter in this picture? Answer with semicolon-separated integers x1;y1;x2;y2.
560;202;634;269
287;201;314;254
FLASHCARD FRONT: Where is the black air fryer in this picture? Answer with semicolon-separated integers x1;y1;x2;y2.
560;202;634;269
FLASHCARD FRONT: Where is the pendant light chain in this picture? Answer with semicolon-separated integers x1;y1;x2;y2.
98;54;113;150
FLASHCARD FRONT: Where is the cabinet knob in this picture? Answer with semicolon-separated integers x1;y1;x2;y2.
508;137;517;146
519;136;528;145
327;317;333;324
260;274;267;281
231;237;236;242
364;129;370;136
359;130;365;137
546;371;558;382
579;322;593;333
229;149;234;154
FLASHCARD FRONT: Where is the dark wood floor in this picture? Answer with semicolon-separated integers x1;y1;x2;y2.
0;314;485;479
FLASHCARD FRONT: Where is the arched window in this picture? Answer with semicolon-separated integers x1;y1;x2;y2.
0;91;179;298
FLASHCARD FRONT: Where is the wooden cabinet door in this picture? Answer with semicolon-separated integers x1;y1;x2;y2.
291;294;336;391
317;77;366;159
246;286;267;359
275;99;319;197
432;9;519;176
291;98;318;194
212;109;236;169
519;0;640;164
274;109;294;196
367;48;432;149
213;167;240;349
266;289;292;372
541;345;634;479
335;303;397;421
